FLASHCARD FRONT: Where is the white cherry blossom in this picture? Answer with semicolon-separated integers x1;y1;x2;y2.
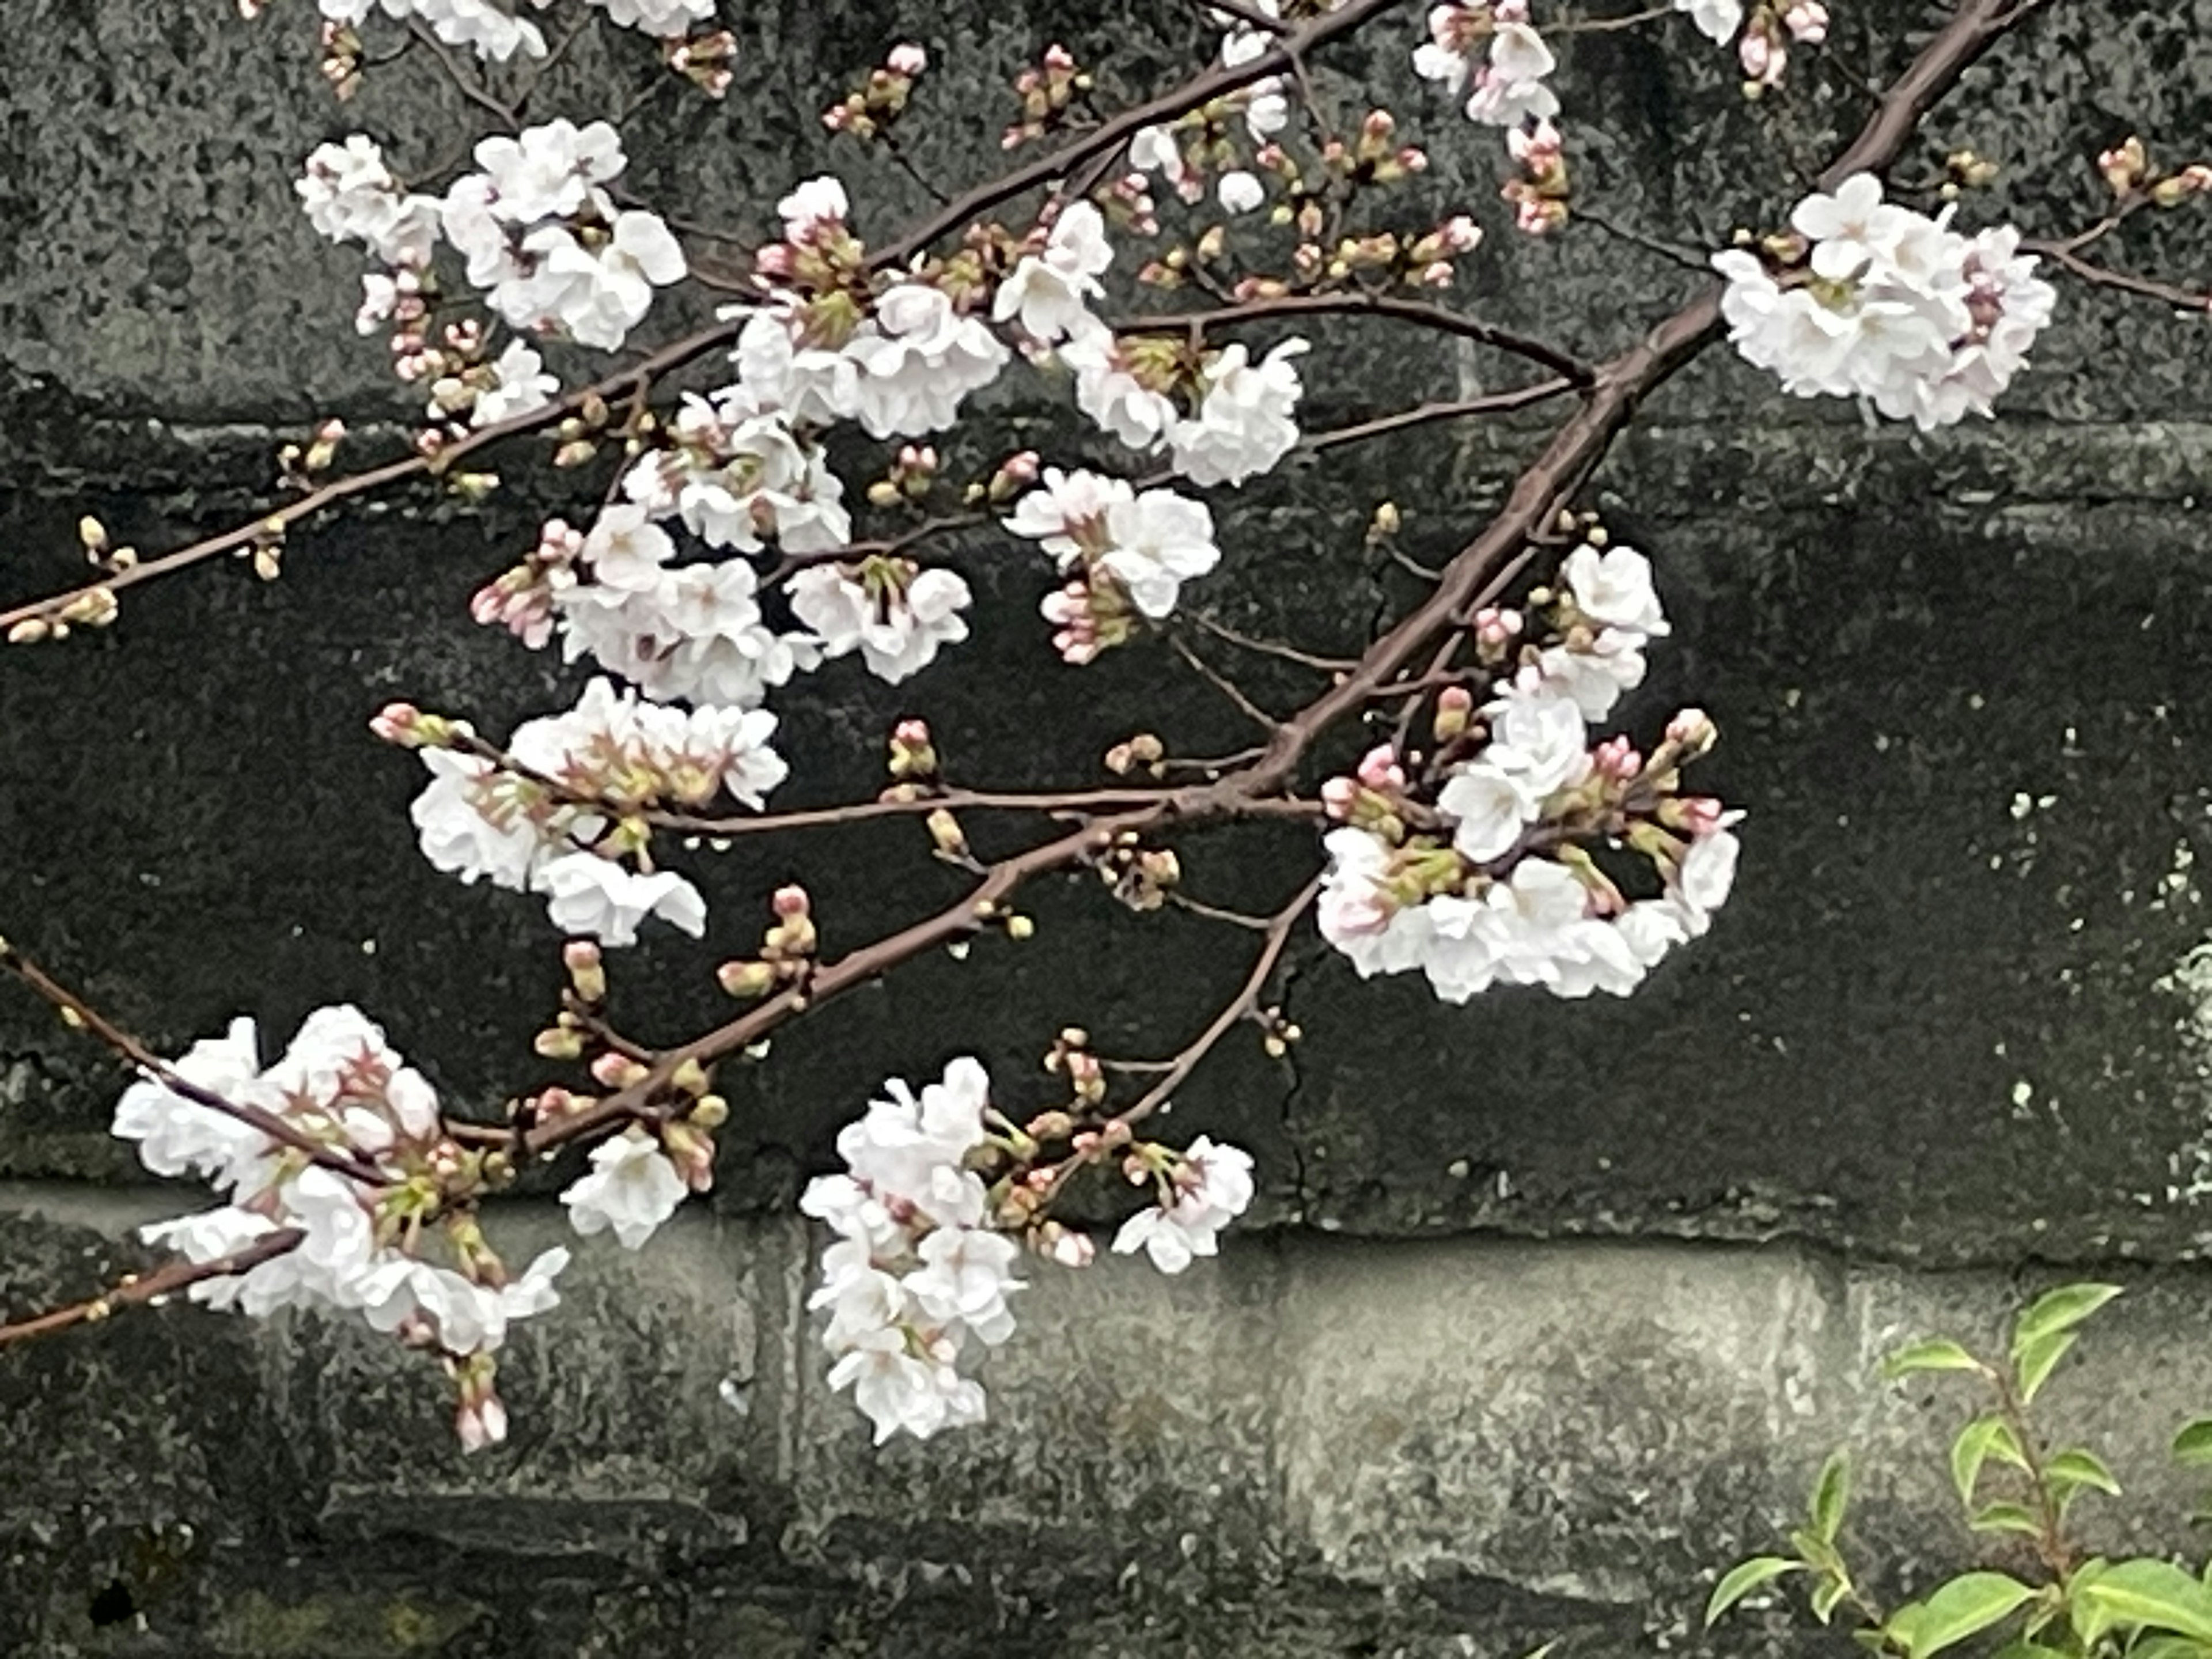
561;1131;689;1249
993;202;1113;345
1112;1137;1256;1274
1168;339;1308;487
1097;489;1221;618
537;851;709;945
787;563;973;685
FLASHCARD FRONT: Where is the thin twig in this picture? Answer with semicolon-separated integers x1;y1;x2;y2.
0;942;391;1188
1170;635;1283;731
1301;378;1578;453
0;1229;307;1349
407;18;520;128
1115;291;1594;385
1165;892;1277;931
1189;0;1291;34
1185;611;1358;671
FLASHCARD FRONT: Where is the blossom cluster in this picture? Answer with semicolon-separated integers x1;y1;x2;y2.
1005;467;1222;662
118;1006;569;1448
1109;1135;1256;1273
798;1058;1263;1441
443;119;687;350
1714;173;2058;429
393;675;786;945
1317;544;1741;1000
316;0;720;63
799;1059;1025;1443
1125;5;1293;204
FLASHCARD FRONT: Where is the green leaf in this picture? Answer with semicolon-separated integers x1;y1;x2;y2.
2012;1284;2122;1357
2126;1637;2212;1659
1813;1577;1852;1626
1812;1450;1852;1544
1953;1415;2030;1508
1968;1502;2044;1537
2046;1447;2121;1498
2174;1419;2212;1469
1990;1643;2073;1659
2077;1559;2212;1643
2016;1330;2080;1404
1900;1573;2036;1659
1886;1339;1986;1381
1705;1556;1804;1626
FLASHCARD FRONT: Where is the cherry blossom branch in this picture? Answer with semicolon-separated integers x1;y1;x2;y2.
2;0;1419;643
1116;291;1596;386
0;941;392;1188
0;1228;307;1350
460;0;2051;1181
869;0;1416;266
1170;634;1284;730
407;16;520;128
1036;874;1320;1207
0;325;723;638
434;725;1191;835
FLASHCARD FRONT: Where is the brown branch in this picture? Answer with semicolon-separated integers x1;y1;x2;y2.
1184;611;1358;672
0;1228;307;1349
1107;874;1318;1133
1553;2;1675;31
1170;634;1283;731
0;942;392;1189
407;17;520;128
1116;291;1595;386
434;727;1188;836
1301;378;1578;453
869;0;1416;270
0;327;724;637
1035;876;1320;1208
2023;240;2207;311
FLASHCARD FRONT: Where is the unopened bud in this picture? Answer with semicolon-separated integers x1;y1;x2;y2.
563;940;607;1003
926;807;969;858
1433;685;1473;742
717;959;778;998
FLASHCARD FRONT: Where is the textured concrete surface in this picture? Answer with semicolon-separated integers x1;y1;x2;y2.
7;1188;2212;1656
6;0;2212;1652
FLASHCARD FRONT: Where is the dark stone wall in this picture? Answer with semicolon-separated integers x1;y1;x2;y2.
5;0;2212;1654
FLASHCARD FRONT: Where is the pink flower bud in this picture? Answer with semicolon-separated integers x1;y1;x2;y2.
772;884;810;919
888;41;927;75
590;1051;635;1089
1783;0;1827;41
1474;605;1524;646
1355;744;1405;792
999;449;1040;484
894;718;931;745
1594;735;1642;781
1321;776;1359;820
1665;707;1715;748
369;702;420;745
1048;1230;1096;1268
1680;796;1726;835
